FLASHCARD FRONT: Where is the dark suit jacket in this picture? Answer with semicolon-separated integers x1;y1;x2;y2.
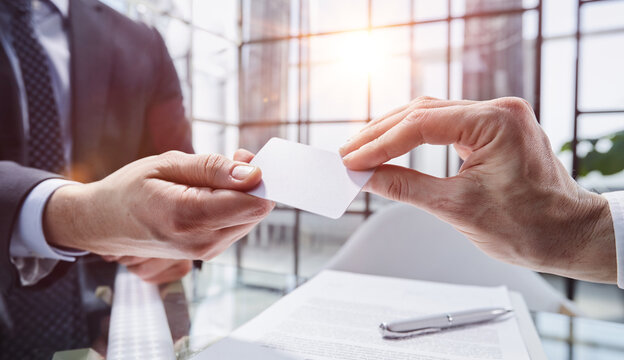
0;0;192;294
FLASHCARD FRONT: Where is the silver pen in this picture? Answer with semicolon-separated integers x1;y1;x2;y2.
379;307;513;339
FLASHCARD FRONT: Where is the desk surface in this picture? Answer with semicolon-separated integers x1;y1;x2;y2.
174;264;624;360
66;263;624;359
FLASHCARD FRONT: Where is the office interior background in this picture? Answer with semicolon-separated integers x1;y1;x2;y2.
102;0;624;322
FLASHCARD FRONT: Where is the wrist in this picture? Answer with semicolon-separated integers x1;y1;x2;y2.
555;189;616;283
43;183;98;252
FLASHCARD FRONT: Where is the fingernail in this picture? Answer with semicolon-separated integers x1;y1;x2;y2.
232;165;256;180
339;143;350;155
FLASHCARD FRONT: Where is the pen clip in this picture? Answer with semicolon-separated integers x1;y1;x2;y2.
379;323;442;339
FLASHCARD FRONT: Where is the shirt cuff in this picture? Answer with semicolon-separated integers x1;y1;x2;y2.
602;191;624;289
9;178;89;261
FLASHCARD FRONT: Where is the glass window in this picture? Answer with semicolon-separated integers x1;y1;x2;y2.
241;210;296;274
450;19;465;99
372;0;411;26
307;123;366;152
158;18;192;59
414;0;447;21
540;37;576;173
193;31;237;77
371;55;412;118
414;22;448;54
299;213;365;277
412;22;450;101
240;41;292;123
579;32;624;111
193;73;226;121
456;12;536;104
581;0;624;34
543;0;577;38
307;0;368;34
242;0;292;41
193;0;237;40
239;124;300;154
412;144;447;178
371;27;412;117
309;62;368;121
452;0;535;17
192;122;229;155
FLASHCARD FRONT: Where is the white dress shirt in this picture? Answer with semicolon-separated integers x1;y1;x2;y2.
603;192;624;289
8;0;87;286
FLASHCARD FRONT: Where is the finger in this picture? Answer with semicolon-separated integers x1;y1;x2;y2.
339;107;411;157
362;103;411;129
360;97;469;130
340;101;427;157
170;185;274;229
363;164;454;210
339;98;478;158
153;151;263;191
197;222;259;261
115;256;149;266
343;103;493;170
142;260;193;284
233;149;255;163
127;258;183;280
101;255;120;262
453;143;472;160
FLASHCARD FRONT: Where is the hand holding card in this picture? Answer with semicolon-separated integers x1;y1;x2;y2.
247;138;374;219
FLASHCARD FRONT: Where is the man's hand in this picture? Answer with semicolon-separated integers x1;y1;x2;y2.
340;96;616;283
43;151;274;261
102;256;192;284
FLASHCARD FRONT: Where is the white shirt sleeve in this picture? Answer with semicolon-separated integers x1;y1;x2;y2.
9;179;89;285
602;191;624;289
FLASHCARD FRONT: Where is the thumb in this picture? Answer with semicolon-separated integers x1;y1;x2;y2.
155;151;262;190
364;164;454;211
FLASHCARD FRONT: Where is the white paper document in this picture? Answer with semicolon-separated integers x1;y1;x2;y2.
196;271;532;360
248;138;374;219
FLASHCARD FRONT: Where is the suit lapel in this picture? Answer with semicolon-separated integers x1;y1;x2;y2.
68;0;113;178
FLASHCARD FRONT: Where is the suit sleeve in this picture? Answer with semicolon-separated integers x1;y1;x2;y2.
144;28;194;155
0;161;59;293
144;29;201;271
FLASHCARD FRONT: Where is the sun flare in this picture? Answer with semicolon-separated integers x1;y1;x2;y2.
338;31;385;75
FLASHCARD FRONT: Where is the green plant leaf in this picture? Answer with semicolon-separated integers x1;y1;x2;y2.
560;130;624;178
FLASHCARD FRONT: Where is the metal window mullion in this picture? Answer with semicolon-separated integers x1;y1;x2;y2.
408;0;415;170
235;0;245;271
535;0;543;123
579;109;624;114
292;0;306;278
445;0;451;177
364;0;373;218
189;0;194;138
566;0;584;307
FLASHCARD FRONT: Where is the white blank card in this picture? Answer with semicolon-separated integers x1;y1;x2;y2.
248;138;374;219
